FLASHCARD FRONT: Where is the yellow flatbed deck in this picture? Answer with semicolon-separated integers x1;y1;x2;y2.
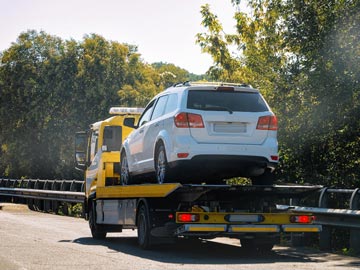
95;184;322;201
96;183;182;198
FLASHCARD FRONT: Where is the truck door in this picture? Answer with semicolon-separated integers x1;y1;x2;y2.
85;130;99;196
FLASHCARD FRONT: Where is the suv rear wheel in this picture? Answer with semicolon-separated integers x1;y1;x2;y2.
155;144;172;184
120;151;131;185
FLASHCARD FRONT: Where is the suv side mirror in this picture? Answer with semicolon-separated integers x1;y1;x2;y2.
75;131;87;171
124;117;137;128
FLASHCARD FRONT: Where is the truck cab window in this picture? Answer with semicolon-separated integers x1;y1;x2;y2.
90;132;98;162
103;126;122;151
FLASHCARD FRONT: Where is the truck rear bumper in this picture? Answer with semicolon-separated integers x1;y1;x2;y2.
175;224;322;236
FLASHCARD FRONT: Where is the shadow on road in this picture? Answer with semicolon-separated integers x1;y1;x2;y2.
71;236;323;265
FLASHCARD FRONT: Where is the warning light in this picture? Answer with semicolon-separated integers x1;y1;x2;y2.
290;215;314;224
177;213;200;222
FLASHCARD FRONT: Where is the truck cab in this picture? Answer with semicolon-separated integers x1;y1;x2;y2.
75;107;143;200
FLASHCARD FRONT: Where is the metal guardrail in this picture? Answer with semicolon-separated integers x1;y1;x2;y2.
0;178;85;214
0;178;84;192
290;206;360;229
0;187;84;203
286;187;360;226
286;187;360;253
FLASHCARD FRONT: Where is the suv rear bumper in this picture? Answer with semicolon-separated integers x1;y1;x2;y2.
168;155;277;182
170;135;278;165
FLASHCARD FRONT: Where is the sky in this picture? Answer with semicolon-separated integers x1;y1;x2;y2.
0;0;245;74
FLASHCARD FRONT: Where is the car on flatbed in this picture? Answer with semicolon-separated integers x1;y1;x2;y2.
120;82;278;185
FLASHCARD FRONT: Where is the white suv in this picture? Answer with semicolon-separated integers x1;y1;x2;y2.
121;82;278;185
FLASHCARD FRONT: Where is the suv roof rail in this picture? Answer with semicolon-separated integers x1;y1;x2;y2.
172;81;189;87
172;81;253;88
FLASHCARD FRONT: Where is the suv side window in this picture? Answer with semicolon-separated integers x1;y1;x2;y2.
164;93;178;114
138;100;155;127
151;95;169;120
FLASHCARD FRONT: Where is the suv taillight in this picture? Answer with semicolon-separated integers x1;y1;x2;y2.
174;113;204;128
256;115;278;130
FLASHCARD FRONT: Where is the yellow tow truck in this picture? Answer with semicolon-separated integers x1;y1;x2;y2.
75;107;321;251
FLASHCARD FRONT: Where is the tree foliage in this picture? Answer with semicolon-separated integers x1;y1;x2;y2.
0;30;198;179
197;0;360;187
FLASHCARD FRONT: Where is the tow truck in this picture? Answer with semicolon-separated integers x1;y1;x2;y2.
75;107;322;251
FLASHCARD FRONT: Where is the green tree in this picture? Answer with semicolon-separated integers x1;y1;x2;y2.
0;30;183;179
197;0;360;187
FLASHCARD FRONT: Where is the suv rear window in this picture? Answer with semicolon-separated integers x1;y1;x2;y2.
187;90;269;112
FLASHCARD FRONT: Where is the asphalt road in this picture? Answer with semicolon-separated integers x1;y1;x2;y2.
0;202;359;270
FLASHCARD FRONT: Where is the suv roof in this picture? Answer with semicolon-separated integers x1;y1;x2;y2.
164;81;258;94
173;81;253;88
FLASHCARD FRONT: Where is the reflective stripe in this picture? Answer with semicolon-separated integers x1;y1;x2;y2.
282;225;322;232
184;224;227;232
229;225;280;233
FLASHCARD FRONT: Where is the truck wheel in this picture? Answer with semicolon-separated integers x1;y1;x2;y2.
89;201;107;239
155;144;171;184
137;204;152;249
251;169;275;185
120;151;131;185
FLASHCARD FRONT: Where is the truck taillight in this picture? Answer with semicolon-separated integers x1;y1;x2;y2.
290;215;314;224
177;213;200;222
174;113;204;128
256;115;278;130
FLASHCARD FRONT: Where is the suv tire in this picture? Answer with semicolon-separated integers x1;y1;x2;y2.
120;151;131;185
155;144;172;184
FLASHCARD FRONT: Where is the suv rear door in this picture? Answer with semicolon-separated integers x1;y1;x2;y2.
186;89;272;145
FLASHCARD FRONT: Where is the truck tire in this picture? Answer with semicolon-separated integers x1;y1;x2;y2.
154;144;171;184
120;151;131;185
137;204;152;249
89;201;107;240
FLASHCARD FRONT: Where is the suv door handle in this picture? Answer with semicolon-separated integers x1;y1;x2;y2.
139;129;144;134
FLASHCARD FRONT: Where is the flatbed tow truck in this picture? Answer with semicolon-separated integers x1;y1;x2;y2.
75;107;322;251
